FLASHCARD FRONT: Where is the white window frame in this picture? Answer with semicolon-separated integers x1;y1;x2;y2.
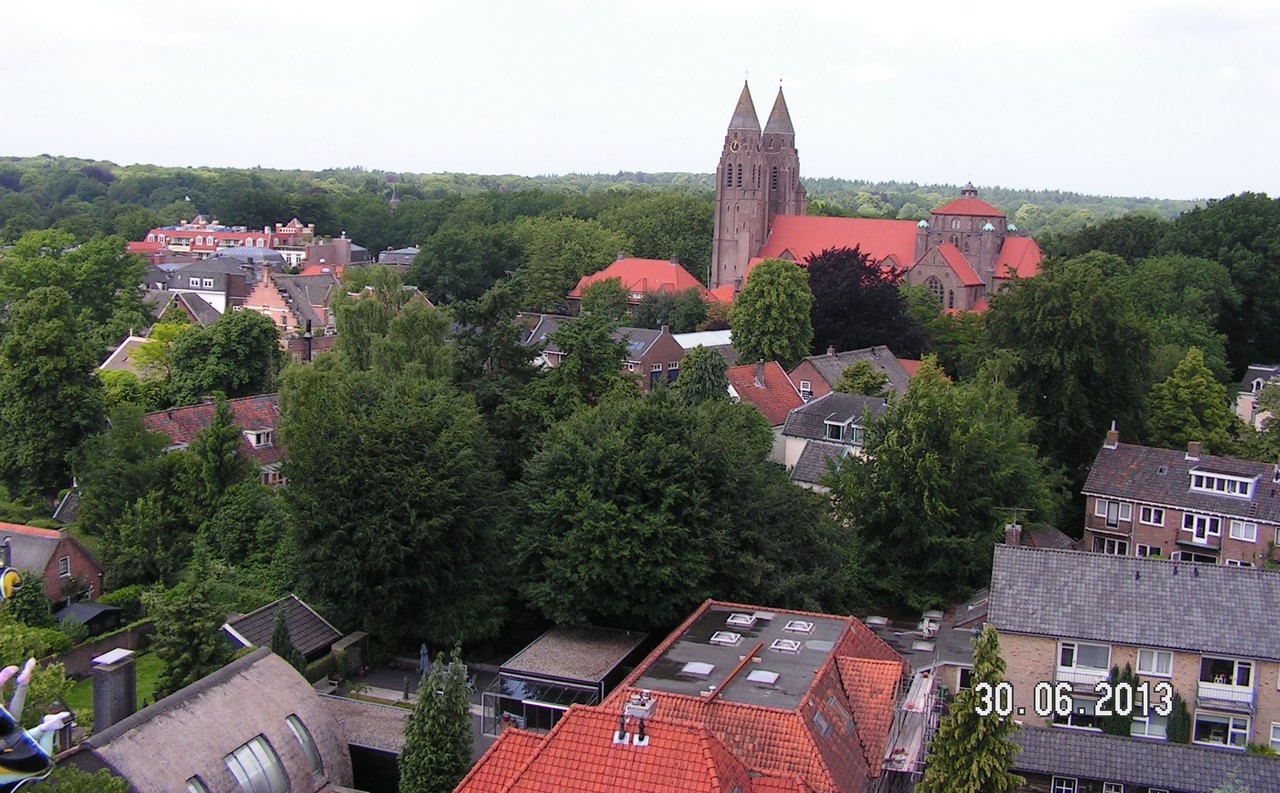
650;363;662;373
1137;649;1173;678
1200;657;1252;688
1136;544;1162;558
824;419;850;442
1172;550;1216;563
1051;776;1078;793
1139;506;1165;526
1192;711;1250;748
1059;641;1110;672
189;276;201;288
1229;520;1258;542
286;714;324;779
225;735;288;793
1102;783;1124;793
1092;536;1129;556
1225;559;1253;568
1271;722;1280;752
1190;472;1254;498
1094;499;1132;528
202;277;215;289
1051;696;1102;730
799;380;811;393
1130;712;1168;739
1182;513;1222;540
58;555;70;577
667;361;679;371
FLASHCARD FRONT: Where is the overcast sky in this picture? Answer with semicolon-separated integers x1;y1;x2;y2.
3;0;1276;200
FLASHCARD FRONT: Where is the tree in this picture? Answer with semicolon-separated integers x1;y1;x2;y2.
530;312;630;418
144;553;231;699
399;646;473;793
131;321;195;381
406;222;524;305
187;396;252;524
270;606;307;675
513;217;633;313
1097;664;1141;736
670;288;709;333
74;403;170;536
371;300;453;378
6;572;53;627
1039;212;1170;264
1167;691;1192;743
280;364;507;648
0;609;72;729
828;358;1059;610
834;360;889;396
672;346;728;405
806;246;924;357
596;193;714;280
579;277;630;323
730;258;814;369
916;625;1023;793
1145;348;1240;454
985;255;1152;484
0;286;104;498
515;389;854;631
169;309;283;406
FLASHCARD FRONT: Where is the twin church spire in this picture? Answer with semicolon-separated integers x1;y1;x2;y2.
711;82;807;290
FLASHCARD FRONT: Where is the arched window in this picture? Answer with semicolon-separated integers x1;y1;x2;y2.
925;276;944;301
725;167;732;187
736;163;743;187
771;165;779;191
948;290;955;309
195;235;204;246
951;218;961;230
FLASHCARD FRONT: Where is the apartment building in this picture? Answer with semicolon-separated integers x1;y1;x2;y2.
1082;428;1280;567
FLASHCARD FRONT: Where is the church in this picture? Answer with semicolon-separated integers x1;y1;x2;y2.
710;82;1041;310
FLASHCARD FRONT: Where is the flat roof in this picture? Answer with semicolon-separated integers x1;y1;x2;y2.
629;604;846;710
501;626;648;685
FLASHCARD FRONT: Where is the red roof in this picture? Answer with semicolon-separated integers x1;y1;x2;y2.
726;362;803;426
707;284;737;303
898;359;920;377
299;263;344;277
994;236;1042;279
836;658;905;772
0;522;61;540
570;258;708;301
143;394;282;466
758;216;919;269
930;197;1005;217
935;243;984;287
456;729;542;791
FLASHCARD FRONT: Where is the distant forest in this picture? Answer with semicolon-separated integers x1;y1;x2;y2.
0;155;1198;255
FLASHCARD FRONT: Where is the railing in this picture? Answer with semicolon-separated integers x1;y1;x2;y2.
1197;681;1255;710
1056;666;1109;687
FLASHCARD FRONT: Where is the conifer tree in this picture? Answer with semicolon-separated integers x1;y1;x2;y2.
673;345;729;405
270;605;307;675
917;625;1023;793
399;646;473;793
1145;347;1239;454
834;360;889;396
1098;664;1141;736
144;551;230;699
1167;691;1192;743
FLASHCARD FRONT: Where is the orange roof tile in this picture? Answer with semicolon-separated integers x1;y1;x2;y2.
995;236;1042;279
143;394;282;466
836;657;905;772
0;522;61;540
726;362;804;426
935;243;984;287
456;729;542;791
897;359;920;377
931;197;1005;217
758;216;919;269
708;284;738;303
570;258;708;301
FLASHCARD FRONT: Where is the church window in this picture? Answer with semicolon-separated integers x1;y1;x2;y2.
948;290;955;309
950;235;959;246
771;165;779;191
926;277;944;301
725;167;732;187
951;219;961;230
736;163;743;187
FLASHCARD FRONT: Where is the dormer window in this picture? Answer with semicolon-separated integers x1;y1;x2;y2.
1253;378;1266;393
245;429;273;449
1190;471;1255;498
824;419;850;442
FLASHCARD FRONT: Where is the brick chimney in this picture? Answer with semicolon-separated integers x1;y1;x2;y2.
826;345;836;356
616;251;627;261
1186;441;1202;461
1004;523;1024;546
92;648;137;732
669;256;679;265
1103;421;1119;450
754;359;766;389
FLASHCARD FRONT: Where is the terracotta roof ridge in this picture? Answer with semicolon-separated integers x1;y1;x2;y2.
452;726;540;793
0;522;61;538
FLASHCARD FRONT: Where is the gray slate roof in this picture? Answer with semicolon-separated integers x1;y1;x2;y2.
224;594;343;657
781;391;886;441
1239;362;1280;391
789;441;846;486
1083;442;1280;523
1013;726;1279;793
989;545;1280;660
793;346;913;396
272;274;339;328
174;292;221;326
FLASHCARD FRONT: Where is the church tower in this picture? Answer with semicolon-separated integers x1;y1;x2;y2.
711;82;768;290
763;87;807;220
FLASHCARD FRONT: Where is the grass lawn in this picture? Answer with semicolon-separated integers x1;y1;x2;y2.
64;653;165;715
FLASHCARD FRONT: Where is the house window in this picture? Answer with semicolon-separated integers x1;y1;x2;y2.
1182;513;1221;541
1058;641;1110;682
1171;551;1216;563
957;667;973;690
225;736;288;793
1092;536;1129;555
947;289;955;309
246;430;273;449
1225;559;1253;568
1137;649;1172;678
202;277;214;288
1228;520;1258;542
1102;784;1124;793
811;710;832;738
58;556;70;577
1051;696;1101;730
1270;722;1280;752
1190;472;1254;498
286;714;324;778
799;380;811;394
849;425;865;446
1139;506;1165;526
1200;657;1251;688
925;276;944;301
1051;777;1078;793
824;421;849;442
951;218;961;230
1094;499;1132;528
651;363;662;373
189;277;200;288
1136;544;1162;557
625;362;635;373
1130;713;1168;739
1193;711;1249;748
187;778;210;793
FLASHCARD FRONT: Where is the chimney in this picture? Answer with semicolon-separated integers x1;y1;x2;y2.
754;359;766;389
669;256;679;266
1103;421;1119;450
826;345;836;357
616;251;627;261
1186;441;1202;461
613;713;630;745
92;648;137;732
660;324;670;335
1004;523;1023;546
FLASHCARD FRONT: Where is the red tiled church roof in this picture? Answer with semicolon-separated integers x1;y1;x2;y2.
143;394;282;466
757;216;918;270
570;258;708;301
726;362;804;427
935;243;984;287
994;236;1042;279
931;196;1005;217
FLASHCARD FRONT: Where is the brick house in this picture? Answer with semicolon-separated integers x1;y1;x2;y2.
568;255;710;309
990;545;1280;753
1083;429;1280;567
780;392;887;492
725;360;803;462
535;320;687;392
143;395;285;486
457;600;908;793
788;345;918;402
242;268;340;338
1234;362;1280;430
1;522;104;604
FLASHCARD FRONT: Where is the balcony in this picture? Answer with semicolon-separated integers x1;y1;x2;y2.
1197;681;1255;713
1056;666;1109;688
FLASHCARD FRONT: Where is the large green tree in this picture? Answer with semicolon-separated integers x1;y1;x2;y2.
672;345;728;405
280;363;507;647
828;358;1059;610
916;625;1023;793
806;246;924;357
596;193;714;280
1145;347;1240;454
399;647;473;793
169;309;283;405
985;254;1152;483
144;555;231;699
515;388;853;631
406;222;524;305
0;286;104;498
512;217;633;313
730;258;814;369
